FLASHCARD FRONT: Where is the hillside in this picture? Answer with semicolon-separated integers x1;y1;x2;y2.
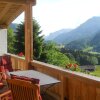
45;29;72;41
90;31;100;52
46;16;100;44
9;23;18;32
65;38;91;50
65;30;100;52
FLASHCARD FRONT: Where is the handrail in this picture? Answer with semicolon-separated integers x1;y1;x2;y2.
31;60;100;100
31;60;100;83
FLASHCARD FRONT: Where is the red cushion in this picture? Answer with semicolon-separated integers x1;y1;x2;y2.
10;74;40;84
0;66;5;72
21;76;40;84
2;55;13;72
0;81;4;89
2;55;11;65
0;66;9;80
2;57;7;65
0;81;3;86
4;64;13;72
0;66;6;79
10;74;21;79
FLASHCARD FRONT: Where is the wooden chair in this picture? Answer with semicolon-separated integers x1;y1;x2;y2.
0;56;13;100
7;79;42;100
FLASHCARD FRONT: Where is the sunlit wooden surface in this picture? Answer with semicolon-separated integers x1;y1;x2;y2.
0;0;36;28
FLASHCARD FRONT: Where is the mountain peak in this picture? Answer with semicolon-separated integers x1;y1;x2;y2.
45;29;72;40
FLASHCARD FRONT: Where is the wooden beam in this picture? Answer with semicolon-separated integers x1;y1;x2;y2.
0;24;8;29
0;0;36;5
6;5;24;25
0;4;11;21
25;3;33;69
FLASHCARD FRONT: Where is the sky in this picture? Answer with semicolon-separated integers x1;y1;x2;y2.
13;0;100;36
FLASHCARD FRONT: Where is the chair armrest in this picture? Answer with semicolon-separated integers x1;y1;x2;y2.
0;90;12;99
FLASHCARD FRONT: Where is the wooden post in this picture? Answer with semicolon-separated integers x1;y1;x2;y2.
25;2;33;69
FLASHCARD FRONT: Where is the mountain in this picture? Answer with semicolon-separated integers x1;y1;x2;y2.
90;31;100;52
54;16;100;44
45;29;72;41
65;38;91;50
66;30;100;52
9;23;18;32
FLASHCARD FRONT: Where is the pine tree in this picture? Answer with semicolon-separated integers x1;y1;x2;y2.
15;19;44;60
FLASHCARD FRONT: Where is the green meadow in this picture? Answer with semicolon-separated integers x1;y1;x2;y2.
90;65;100;77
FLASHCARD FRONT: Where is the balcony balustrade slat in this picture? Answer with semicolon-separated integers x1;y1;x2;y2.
96;88;100;100
88;86;96;100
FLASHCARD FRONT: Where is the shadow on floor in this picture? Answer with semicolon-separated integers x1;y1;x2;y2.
42;93;57;100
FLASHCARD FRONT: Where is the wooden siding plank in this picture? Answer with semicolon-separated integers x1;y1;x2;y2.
6;5;24;26
96;88;100;100
88;86;96;100
80;83;89;100
0;4;11;21
68;78;81;100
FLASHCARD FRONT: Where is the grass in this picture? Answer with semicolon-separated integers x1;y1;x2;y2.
65;65;100;77
89;65;100;77
74;65;100;77
83;47;93;52
89;51;100;55
83;47;100;54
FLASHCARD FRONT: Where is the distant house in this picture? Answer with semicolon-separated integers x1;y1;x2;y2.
80;65;96;72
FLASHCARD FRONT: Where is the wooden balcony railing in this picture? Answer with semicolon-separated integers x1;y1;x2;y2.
7;53;26;70
9;54;100;100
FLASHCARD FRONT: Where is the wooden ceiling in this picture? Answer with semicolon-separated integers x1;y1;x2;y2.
0;0;36;28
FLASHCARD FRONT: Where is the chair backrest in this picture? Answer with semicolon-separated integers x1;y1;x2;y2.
2;55;13;72
7;79;40;100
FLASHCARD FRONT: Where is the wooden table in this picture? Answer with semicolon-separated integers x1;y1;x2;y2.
9;70;60;98
9;70;60;86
